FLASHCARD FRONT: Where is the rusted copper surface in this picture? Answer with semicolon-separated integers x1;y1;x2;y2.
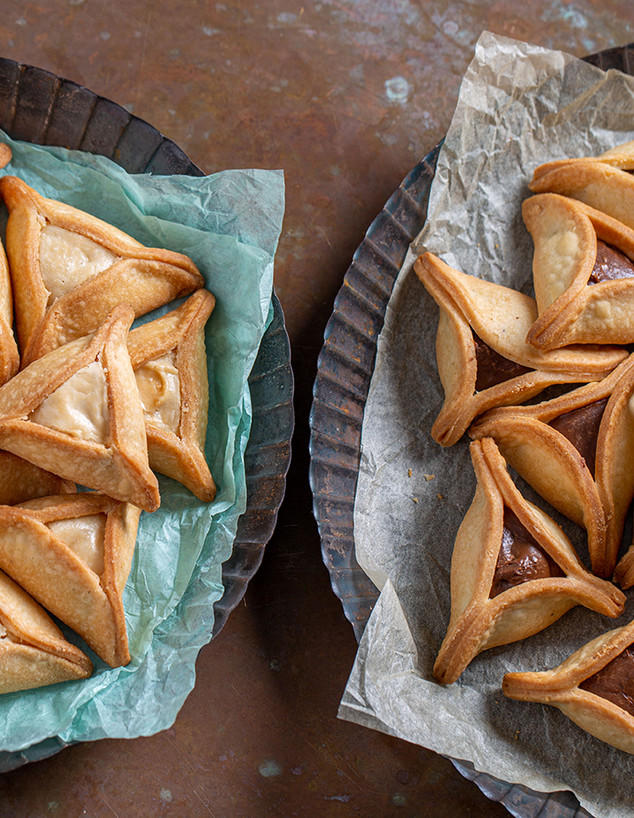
0;1;632;815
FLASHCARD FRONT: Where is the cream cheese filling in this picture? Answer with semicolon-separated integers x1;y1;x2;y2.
39;224;116;301
30;361;109;444
48;514;106;575
135;352;181;432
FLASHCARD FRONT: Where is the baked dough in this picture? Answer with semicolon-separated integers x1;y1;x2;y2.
503;618;634;755
523;193;634;349
0;451;75;505
470;353;634;578
529;141;634;231
433;438;624;684
0;143;11;170
413;252;627;446
0;493;141;667
127;289;216;501
0;175;205;364
0;236;19;387
0;304;160;512
0;568;92;693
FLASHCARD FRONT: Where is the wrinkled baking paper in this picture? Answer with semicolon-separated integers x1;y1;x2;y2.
342;31;634;818
0;132;284;755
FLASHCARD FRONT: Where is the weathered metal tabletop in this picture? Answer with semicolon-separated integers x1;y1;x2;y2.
0;2;632;815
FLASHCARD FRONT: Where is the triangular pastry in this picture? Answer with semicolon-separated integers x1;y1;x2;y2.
529;141;634;231
0;568;92;693
0;235;18;385
0;174;205;364
413;252;627;446
127;289;216;501
433;438;624;685
0;451;75;505
503;618;634;755
0;492;141;667
523;193;634;349
0;304;160;511
470;353;634;578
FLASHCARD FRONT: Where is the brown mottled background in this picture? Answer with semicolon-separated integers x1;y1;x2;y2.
0;1;633;815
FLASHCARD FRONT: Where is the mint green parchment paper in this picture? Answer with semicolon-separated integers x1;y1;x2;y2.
0;132;285;752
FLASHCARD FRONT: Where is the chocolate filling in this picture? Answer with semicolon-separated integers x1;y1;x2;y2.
580;645;634;719
548;398;608;477
473;332;532;392
588;240;634;284
489;507;564;598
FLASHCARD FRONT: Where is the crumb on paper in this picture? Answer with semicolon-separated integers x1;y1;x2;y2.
413;497;419;504
437;493;444;500
424;474;435;481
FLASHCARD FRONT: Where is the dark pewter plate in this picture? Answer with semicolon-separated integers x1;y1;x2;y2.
0;57;294;769
309;42;634;818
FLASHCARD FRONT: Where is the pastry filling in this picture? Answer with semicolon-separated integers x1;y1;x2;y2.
588;240;634;284
580;645;634;718
39;224;116;301
30;361;109;444
489;507;563;598
135;352;181;432
48;513;106;576
548;398;608;477
473;332;531;391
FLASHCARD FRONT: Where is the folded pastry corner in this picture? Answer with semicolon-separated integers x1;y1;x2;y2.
127;289;216;502
0;175;205;364
0;143;11;170
614;547;634;590
0;568;92;694
529;141;634;231
433;438;624;685
0;492;141;668
470;353;634;578
413;252;626;446
523;192;634;349
0;451;75;505
0;235;19;386
0;304;160;512
503;618;634;755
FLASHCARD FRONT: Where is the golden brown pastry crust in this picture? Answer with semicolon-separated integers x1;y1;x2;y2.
503;619;634;755
0;144;11;170
529;144;634;231
0;451;75;505
413;252;627;446
0;235;19;386
0;175;205;364
0;568;92;693
433;439;624;685
470;353;634;578
0;493;141;667
614;545;634;589
127;289;216;501
0;304;160;512
523;193;634;348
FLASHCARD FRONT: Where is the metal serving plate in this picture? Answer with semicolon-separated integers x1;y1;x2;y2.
0;56;294;769
309;42;634;818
